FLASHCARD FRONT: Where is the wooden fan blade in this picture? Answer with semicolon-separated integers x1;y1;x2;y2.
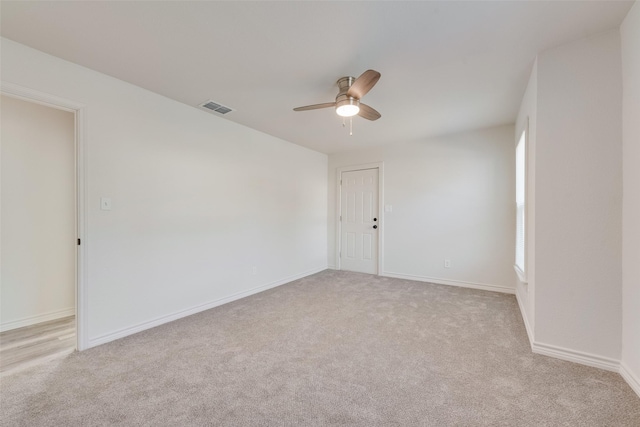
293;102;335;111
358;103;381;121
347;70;381;99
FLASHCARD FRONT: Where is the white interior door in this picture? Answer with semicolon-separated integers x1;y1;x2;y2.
340;168;379;274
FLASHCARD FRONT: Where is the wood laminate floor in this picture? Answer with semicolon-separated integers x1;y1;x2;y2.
0;316;76;376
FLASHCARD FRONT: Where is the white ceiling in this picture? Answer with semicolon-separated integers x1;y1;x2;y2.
0;1;633;154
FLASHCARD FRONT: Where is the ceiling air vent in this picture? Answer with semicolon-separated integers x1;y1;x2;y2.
199;100;235;115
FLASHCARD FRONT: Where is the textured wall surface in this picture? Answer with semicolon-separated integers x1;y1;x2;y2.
1;38;328;346
621;1;640;394
328;125;515;292
535;31;622;359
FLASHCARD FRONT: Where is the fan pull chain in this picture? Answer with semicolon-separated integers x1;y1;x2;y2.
340;117;354;136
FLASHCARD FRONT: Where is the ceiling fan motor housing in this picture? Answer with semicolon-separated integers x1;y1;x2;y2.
335;76;360;115
335;94;360;109
337;76;356;94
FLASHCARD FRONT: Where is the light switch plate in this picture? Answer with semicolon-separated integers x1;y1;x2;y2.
100;197;112;211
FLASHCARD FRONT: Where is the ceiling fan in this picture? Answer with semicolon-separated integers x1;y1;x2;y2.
293;70;382;121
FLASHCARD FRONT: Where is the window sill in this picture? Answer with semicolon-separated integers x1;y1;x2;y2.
514;265;528;283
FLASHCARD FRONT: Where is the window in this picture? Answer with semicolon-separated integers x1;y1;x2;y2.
515;127;527;282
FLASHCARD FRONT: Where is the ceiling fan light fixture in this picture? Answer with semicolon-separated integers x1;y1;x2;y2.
293;70;381;123
336;104;360;117
335;96;360;117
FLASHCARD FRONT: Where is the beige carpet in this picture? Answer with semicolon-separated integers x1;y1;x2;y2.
1;270;639;426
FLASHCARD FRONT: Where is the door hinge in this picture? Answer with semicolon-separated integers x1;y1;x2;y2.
77;238;81;245
340;179;342;185
340;215;342;221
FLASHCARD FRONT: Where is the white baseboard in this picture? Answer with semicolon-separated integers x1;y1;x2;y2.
515;292;640;397
620;361;640;398
381;271;515;295
531;341;619;372
88;266;327;348
327;264;336;270
515;287;534;345
0;307;75;332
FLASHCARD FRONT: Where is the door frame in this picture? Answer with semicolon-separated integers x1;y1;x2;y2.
335;162;384;274
1;82;89;351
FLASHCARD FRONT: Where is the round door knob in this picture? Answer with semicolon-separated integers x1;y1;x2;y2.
373;225;378;229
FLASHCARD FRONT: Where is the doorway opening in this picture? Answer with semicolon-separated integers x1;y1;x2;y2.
0;84;87;374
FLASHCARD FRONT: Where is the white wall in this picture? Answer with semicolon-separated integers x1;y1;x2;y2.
1;38;328;347
620;1;640;396
1;95;76;331
514;60;537;340
328;125;516;293
535;31;622;361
